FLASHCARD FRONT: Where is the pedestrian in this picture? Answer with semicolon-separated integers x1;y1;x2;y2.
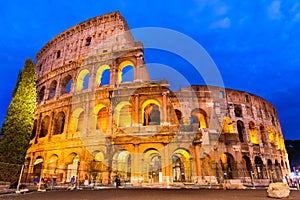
34;176;39;185
114;175;120;188
84;174;89;187
71;176;76;187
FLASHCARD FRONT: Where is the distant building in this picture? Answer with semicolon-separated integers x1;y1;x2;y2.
24;11;289;186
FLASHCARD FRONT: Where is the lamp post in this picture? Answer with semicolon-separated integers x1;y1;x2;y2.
16;159;29;193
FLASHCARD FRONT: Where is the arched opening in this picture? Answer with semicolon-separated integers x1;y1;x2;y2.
33;156;43;178
220;153;236;179
96;65;110;87
249;121;259;144
222;117;234;133
274;160;282;182
172;149;192;182
201;154;212;178
242;155;252;177
85;36;92;46
48;80;57;100
143;149;162;183
48;154;58;173
96;107;109;133
259;124;267;144
190;108;207;128
237;120;245;142
90;151;106;185
30;120;37;140
119;105;132;127
234;105;243;117
71;108;85;133
77;111;85;132
38;86;45;104
115;102;132;128
118;61;134;83
76;69;90;91
142;100;161;126
65;153;79;182
112;151;131;182
175;109;183;124
254;156;264;179
267;126;275;143
267;159;274;182
61;75;72;95
53;111;65;135
39;115;50;138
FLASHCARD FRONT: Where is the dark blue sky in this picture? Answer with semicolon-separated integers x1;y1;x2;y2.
0;0;299;139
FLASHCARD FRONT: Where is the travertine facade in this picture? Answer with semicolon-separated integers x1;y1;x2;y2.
24;11;289;186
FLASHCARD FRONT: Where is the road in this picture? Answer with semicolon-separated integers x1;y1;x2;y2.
1;188;299;200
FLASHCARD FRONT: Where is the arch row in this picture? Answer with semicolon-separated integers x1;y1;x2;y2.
221;117;285;150
37;60;137;105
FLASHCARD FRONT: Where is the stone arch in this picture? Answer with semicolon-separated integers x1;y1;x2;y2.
267;126;274;143
237;120;245;142
30;120;37;140
48;154;59;173
53;111;66;135
142;99;161;126
143;149;162;183
190;108;208;128
220;153;236;179
172;148;192;182
267;159;274;181
33;156;43;178
96;65;110;87
118;61;134;83
254;156;265;179
76;69;90;91
259;123;267;144
234;105;243;117
65;153;80;182
39;115;50;138
249;121;259;144
48;80;57;100
115;102;132;127
274;160;282;182
38;86;45;104
90;151;106;184
94;104;109;133
61;75;72;95
71;108;85;132
112;150;131;181
242;155;252;177
222;117;234;133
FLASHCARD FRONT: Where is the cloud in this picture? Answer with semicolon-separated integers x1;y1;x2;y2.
209;17;231;29
268;0;281;20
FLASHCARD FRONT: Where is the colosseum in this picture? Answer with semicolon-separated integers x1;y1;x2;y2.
23;11;289;187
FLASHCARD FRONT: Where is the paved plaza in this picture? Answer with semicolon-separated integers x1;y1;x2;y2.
1;188;299;200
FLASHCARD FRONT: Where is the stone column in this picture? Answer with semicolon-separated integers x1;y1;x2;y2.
194;144;202;183
162;92;168;124
131;143;141;186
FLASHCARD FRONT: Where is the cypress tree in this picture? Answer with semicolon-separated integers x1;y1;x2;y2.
0;58;36;165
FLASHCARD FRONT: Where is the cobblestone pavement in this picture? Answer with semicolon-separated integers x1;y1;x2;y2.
1;188;299;200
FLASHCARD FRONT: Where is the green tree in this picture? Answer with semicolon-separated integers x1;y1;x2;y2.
0;58;36;184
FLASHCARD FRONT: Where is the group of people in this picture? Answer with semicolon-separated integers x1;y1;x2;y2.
284;174;300;189
33;176;57;187
70;174;90;187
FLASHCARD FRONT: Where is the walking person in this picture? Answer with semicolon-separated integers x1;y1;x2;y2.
84;174;89;187
114;175;120;188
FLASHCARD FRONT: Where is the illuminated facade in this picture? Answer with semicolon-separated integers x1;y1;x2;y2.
24;11;289;186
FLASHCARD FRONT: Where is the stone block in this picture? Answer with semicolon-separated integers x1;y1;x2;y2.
267;182;290;198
